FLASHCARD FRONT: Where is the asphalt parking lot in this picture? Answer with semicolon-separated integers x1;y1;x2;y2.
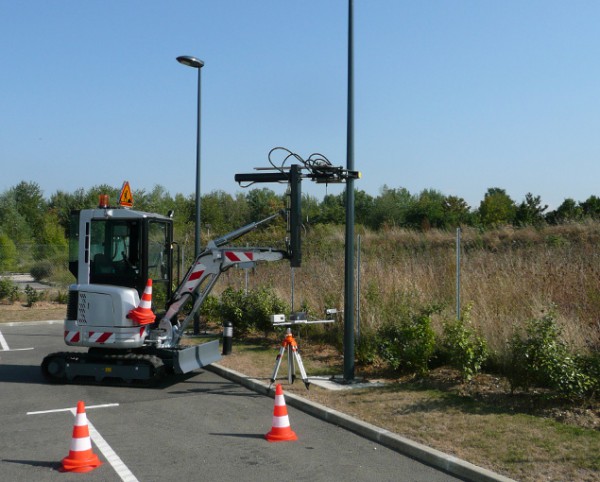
0;321;463;481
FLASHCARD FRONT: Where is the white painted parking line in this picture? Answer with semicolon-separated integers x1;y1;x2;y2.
0;330;9;351
27;403;120;416
0;329;34;351
27;403;139;482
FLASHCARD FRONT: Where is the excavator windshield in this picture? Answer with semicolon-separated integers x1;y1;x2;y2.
89;219;142;290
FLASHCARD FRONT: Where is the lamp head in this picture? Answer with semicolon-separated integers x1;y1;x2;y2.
176;55;204;69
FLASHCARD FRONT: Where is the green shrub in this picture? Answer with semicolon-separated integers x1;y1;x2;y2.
30;260;54;282
54;290;69;304
508;310;593;399
218;286;288;336
24;284;41;307
218;287;246;331
244;286;288;334
442;305;489;381
199;294;220;322
576;352;600;397
0;278;19;302
377;307;437;376
356;326;380;366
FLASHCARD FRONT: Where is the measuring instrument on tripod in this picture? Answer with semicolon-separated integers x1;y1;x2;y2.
269;311;338;390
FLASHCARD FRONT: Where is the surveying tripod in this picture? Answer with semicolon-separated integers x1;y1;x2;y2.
269;327;310;389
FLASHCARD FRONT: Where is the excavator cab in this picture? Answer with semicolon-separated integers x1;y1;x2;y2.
68;207;173;305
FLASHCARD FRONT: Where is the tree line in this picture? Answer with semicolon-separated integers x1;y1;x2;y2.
1;180;600;271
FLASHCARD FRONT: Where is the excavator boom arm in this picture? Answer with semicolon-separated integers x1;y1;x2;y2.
159;213;286;346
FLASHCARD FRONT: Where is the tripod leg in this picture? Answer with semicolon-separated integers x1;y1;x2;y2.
287;344;295;384
292;347;310;389
270;345;286;388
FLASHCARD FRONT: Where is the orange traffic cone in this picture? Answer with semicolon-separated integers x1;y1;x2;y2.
128;279;156;325
61;401;102;473
265;384;298;442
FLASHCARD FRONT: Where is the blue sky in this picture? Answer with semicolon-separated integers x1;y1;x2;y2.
1;1;600;210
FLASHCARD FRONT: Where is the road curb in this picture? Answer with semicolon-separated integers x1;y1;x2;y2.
208;363;516;482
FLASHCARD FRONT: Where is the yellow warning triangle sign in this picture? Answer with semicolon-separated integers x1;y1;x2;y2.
119;181;134;207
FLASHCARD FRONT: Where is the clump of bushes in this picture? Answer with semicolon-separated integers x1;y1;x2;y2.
577;352;600;397
30;260;54;282
198;294;221;321
355;325;380;366
30;257;73;286
0;278;19;302
441;305;489;381
376;306;438;376
24;284;41;307
54;290;69;304
355;302;488;379
211;281;598;401
507;310;594;399
217;286;289;336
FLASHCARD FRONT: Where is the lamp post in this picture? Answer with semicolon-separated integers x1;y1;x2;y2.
343;0;355;381
176;55;204;257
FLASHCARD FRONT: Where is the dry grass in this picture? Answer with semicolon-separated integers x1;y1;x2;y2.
224;222;600;360
0;301;66;323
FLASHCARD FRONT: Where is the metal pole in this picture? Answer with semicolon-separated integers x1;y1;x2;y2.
356;233;361;343
291;267;295;311
176;55;204;258
287;341;294;384
456;227;461;320
343;0;355;381
194;66;202;257
177;55;204;334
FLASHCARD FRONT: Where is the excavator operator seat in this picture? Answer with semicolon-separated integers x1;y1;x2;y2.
92;253;113;275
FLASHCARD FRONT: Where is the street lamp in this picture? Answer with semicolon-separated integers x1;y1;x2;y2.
177;55;204;257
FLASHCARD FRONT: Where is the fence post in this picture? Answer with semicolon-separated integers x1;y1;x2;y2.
456;227;461;320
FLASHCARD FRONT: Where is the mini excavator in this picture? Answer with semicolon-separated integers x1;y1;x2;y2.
41;194;285;384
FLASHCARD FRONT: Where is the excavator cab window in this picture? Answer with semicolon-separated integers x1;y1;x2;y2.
90;220;142;291
147;220;172;308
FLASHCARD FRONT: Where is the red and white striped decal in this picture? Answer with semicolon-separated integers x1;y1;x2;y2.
88;331;115;344
184;266;206;292
225;251;254;263
64;331;80;343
